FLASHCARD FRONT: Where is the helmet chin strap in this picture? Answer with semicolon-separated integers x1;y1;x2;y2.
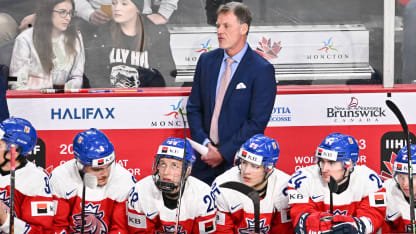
0;150;10;168
318;159;353;184
253;169;273;189
154;174;179;193
0;150;26;176
239;165;273;191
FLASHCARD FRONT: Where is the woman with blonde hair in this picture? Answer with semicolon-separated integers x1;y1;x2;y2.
86;0;170;88
10;0;84;90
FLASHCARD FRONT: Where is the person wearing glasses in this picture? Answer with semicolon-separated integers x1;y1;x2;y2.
9;0;84;90
127;137;216;233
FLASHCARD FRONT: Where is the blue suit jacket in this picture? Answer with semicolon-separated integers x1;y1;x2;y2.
186;46;277;184
0;65;9;122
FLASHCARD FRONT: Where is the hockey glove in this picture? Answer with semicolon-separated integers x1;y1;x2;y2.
294;212;333;234
331;215;366;234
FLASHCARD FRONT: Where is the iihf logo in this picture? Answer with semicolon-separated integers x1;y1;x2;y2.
156;225;186;234
72;203;108;233
238;218;269;234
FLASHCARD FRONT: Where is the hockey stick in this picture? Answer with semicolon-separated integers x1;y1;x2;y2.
386;99;416;234
9;144;16;234
220;181;260;233
79;172;97;234
174;106;188;234
328;176;338;215
319;176;338;222
80;169;86;234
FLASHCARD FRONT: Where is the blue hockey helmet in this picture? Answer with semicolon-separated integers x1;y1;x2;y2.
315;133;359;168
152;137;195;193
154;137;195;169
73;128;115;168
235;134;280;172
0;117;37;156
394;144;416;175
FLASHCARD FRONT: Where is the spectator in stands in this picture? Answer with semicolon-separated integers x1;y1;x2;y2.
401;0;416;83
19;0;178;30
9;0;85;90
140;0;179;25
0;13;18;48
85;0;172;87
205;0;242;26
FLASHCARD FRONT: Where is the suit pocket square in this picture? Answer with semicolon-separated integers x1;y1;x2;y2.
236;82;246;89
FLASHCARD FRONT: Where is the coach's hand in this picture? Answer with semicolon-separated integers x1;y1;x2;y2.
202;143;223;168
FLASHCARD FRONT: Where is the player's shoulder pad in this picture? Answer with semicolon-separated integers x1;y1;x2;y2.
106;163;136;201
15;162;52;197
287;165;317;190
213;167;240;188
49;159;79;192
351;165;385;193
185;176;215;215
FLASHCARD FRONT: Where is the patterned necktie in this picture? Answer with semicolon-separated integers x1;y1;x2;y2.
210;57;235;145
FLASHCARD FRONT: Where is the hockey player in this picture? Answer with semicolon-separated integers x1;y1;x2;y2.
288;133;386;234
0;117;54;233
127;137;217;233
384;144;416;232
0;118;54;233
212;134;293;233
50;128;136;233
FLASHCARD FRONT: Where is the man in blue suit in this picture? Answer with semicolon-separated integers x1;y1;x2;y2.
186;2;276;185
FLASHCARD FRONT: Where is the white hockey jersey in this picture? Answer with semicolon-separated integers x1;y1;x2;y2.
127;175;216;233
50;159;136;233
212;166;292;233
0;161;53;233
287;164;386;233
383;178;416;233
